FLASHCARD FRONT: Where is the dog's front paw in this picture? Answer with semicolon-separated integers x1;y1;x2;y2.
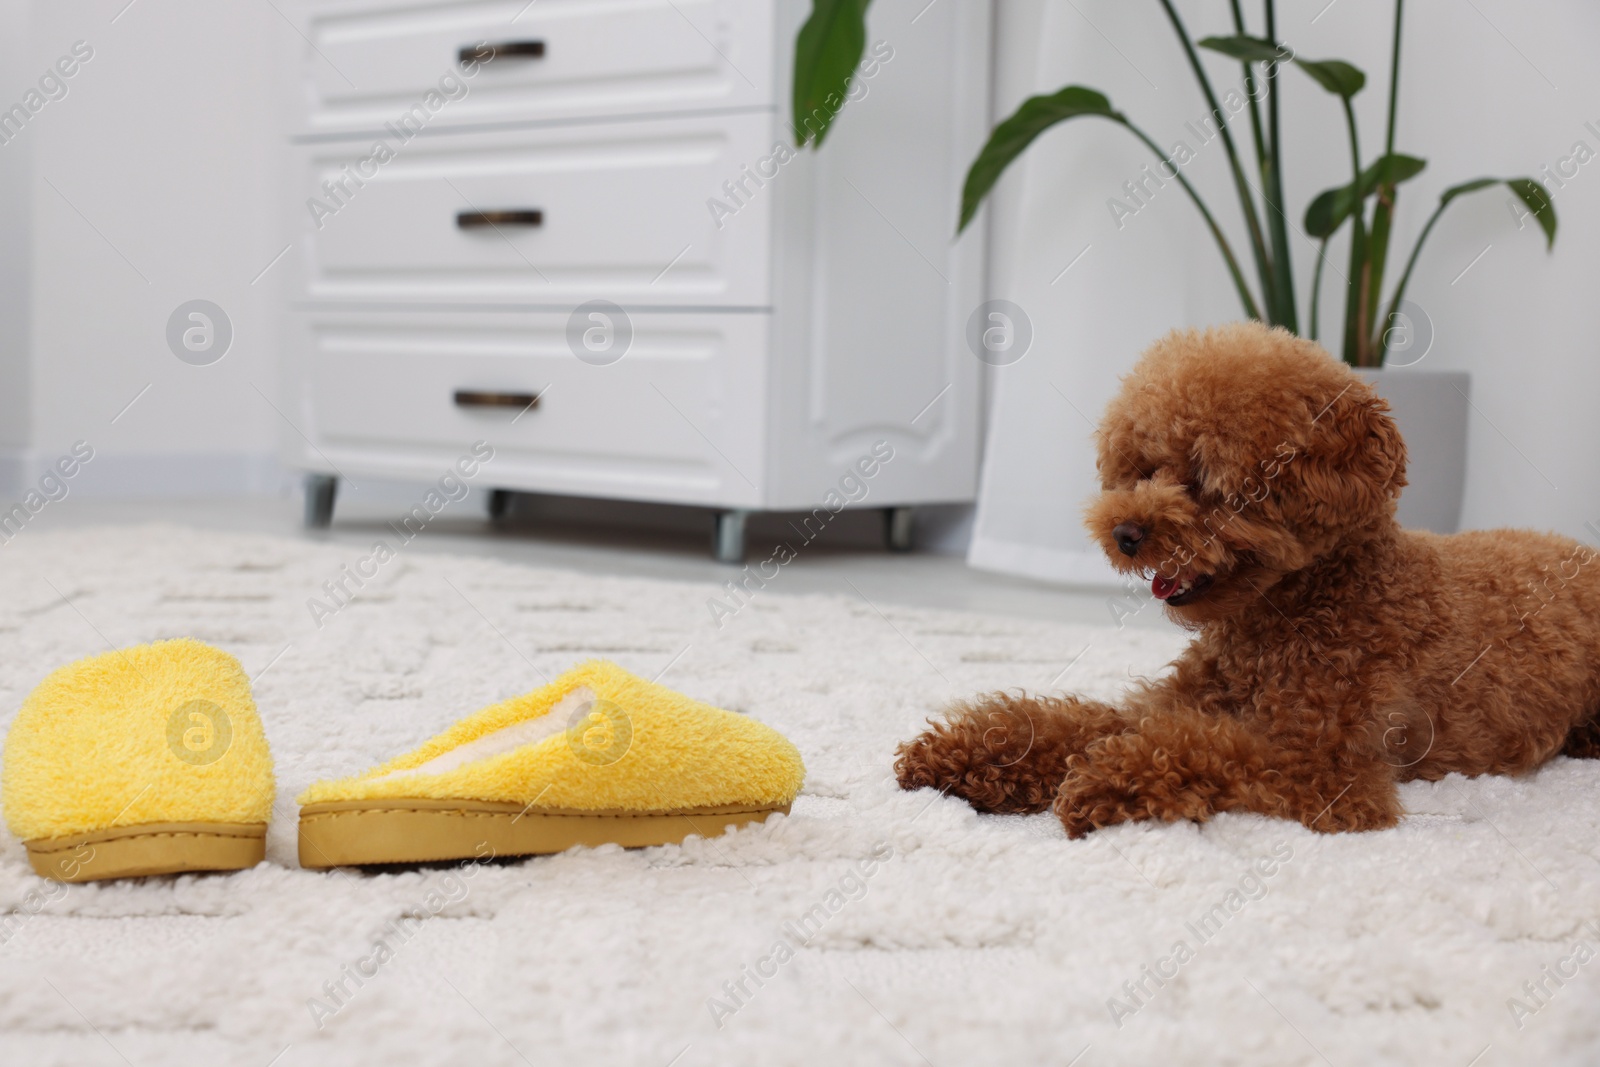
893;726;957;793
894;696;1087;814
894;722;1051;815
1052;758;1144;838
1052;734;1215;838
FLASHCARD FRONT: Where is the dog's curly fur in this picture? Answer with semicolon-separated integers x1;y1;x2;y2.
897;322;1600;836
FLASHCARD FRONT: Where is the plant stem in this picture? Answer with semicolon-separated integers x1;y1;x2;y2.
1231;0;1268;173
1377;198;1449;363
1261;0;1297;333
1157;0;1278;323
1225;0;1276;311
1122;120;1264;321
1338;97;1371;366
1364;0;1406;364
1310;239;1329;342
1384;0;1404;155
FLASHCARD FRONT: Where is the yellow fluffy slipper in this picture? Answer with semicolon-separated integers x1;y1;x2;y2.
297;661;804;867
3;639;275;882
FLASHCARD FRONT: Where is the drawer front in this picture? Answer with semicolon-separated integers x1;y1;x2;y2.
287;310;768;507
292;113;775;307
286;0;775;135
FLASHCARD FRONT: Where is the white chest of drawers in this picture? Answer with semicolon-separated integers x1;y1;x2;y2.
278;0;992;560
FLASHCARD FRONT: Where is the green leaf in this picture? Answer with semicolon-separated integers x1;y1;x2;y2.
1295;57;1366;98
792;0;870;148
1437;177;1556;248
1438;178;1499;205
1505;178;1558;249
959;86;1122;232
1504;178;1555;249
1197;35;1291;63
1364;152;1426;189
1303;154;1426;238
1304;185;1357;239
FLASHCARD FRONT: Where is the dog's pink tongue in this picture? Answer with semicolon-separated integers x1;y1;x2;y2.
1152;574;1179;600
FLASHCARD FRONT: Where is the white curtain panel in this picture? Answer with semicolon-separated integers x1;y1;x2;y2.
969;0;1600;588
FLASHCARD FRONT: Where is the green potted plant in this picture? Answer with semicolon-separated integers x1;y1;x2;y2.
793;0;1557;532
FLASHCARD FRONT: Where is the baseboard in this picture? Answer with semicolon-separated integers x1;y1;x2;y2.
0;449;290;499
965;534;1123;589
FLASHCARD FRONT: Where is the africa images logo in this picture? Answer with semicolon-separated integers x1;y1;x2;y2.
166;300;233;366
165;699;232;766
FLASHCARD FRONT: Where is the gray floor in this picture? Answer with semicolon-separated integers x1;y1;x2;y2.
27;486;1177;632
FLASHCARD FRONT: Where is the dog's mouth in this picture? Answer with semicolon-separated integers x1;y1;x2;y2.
1150;571;1215;606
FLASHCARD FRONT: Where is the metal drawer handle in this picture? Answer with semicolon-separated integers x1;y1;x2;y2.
460;40;545;64
457;209;543;230
454;390;540;410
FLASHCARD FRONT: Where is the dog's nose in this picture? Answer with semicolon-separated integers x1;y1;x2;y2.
1112;522;1147;557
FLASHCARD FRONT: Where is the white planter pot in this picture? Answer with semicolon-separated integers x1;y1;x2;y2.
1356;368;1469;533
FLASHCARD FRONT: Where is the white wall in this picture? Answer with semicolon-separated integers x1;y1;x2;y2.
971;0;1600;585
0;0;34;469
4;0;287;496
4;0;1597;563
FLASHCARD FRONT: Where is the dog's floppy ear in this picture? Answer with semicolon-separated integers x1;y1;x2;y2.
1288;385;1407;526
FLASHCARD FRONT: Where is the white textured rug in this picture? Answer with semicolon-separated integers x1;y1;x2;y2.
1;525;1599;1067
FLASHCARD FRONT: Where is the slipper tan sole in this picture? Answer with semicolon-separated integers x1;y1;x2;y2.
25;822;268;882
297;798;789;868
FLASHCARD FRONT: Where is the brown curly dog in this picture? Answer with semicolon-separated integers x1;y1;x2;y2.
897;322;1600;836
